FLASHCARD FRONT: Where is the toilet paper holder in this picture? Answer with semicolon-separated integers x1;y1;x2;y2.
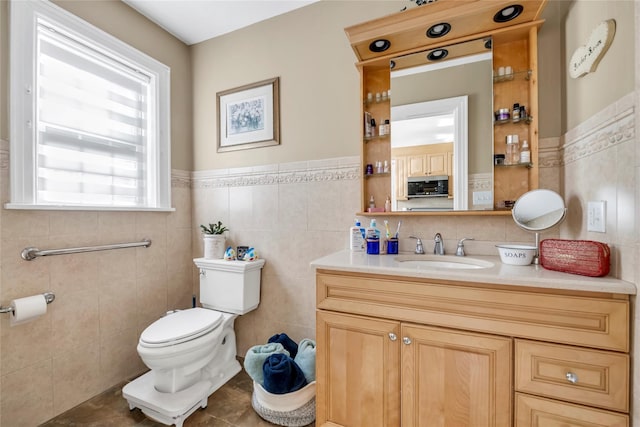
0;292;55;314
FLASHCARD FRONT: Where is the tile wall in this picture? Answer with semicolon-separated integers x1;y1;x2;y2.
191;152;563;357
0;140;194;426
560;92;636;281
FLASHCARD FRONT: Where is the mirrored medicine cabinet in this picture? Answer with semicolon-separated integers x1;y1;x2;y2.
344;0;547;216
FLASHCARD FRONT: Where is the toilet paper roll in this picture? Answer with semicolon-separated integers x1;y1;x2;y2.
10;294;47;326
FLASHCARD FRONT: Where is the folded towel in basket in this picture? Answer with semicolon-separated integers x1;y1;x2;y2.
263;353;307;394
268;333;299;358
244;343;290;385
293;338;316;383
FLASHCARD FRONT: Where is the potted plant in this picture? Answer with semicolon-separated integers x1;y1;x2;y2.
200;221;229;259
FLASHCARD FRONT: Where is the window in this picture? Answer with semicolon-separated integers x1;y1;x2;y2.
9;0;171;210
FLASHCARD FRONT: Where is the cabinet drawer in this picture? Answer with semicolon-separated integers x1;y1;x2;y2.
515;393;628;427
515;340;628;412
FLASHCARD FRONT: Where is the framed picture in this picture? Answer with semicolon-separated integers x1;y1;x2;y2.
217;77;280;152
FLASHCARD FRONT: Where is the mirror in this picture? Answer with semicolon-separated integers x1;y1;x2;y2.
512;189;567;264
390;38;494;211
512;189;566;231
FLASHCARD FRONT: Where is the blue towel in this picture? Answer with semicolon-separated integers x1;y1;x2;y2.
268;333;298;358
244;343;289;385
293;338;316;383
262;353;307;394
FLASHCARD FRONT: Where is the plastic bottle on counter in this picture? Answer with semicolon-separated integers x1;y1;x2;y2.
349;219;365;252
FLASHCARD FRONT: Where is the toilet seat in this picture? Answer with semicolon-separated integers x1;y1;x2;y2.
139;308;223;348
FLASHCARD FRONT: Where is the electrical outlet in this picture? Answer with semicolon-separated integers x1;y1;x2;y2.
587;201;606;232
472;191;492;205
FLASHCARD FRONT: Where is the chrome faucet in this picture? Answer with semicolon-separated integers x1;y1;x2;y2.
433;233;445;255
409;236;425;254
455;237;474;257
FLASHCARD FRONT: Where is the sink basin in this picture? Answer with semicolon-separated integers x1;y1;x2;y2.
394;255;494;270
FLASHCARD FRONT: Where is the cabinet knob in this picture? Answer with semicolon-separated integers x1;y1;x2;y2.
565;372;578;384
402;336;412;345
388;332;397;341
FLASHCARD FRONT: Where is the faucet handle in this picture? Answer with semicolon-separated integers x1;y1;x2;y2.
456;237;474;257
409;236;425;254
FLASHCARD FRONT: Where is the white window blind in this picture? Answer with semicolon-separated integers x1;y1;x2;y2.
9;0;171;211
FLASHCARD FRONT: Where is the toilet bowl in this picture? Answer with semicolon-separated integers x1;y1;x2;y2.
123;258;266;427
137;307;233;393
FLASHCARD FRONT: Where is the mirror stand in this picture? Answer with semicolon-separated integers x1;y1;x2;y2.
533;231;540;265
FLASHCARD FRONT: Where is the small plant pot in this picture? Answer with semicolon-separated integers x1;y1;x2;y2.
203;234;226;259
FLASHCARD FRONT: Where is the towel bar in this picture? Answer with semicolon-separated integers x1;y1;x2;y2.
21;239;152;261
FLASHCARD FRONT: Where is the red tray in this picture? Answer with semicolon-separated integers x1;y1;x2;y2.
539;239;610;277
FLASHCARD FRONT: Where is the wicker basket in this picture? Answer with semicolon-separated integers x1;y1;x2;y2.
251;381;316;427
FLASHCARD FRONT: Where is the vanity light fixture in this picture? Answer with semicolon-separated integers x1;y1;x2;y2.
390;60;396;70
493;4;524;23
427;48;448;61
369;39;391;53
484;38;492;49
426;22;451;38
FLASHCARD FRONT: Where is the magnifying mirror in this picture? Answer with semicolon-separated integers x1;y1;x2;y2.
512;189;567;264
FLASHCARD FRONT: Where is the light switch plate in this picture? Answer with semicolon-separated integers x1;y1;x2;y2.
587;201;606;232
472;191;492;205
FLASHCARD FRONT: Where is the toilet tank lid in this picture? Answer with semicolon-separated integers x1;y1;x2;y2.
193;258;265;272
140;308;223;345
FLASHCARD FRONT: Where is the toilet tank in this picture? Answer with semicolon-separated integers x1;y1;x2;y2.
193;258;265;314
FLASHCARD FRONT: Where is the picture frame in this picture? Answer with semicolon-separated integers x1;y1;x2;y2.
217;77;280;152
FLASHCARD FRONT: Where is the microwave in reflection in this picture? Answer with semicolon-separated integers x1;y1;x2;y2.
407;175;449;198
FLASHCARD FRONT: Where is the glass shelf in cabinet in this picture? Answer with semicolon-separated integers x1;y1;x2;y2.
494;115;533;126
364;172;390;178
493;69;532;83
495;162;533;169
364;134;390;142
364;98;390;106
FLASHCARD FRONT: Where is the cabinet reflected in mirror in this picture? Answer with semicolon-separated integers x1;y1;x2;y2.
390;38;494;211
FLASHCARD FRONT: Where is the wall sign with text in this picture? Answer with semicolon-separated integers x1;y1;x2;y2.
569;19;616;79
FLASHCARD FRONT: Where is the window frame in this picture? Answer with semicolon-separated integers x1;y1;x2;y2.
8;0;172;211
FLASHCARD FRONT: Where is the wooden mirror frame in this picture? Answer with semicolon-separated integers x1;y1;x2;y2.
345;0;547;216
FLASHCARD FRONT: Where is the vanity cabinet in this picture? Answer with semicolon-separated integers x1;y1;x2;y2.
316;311;511;427
315;270;630;427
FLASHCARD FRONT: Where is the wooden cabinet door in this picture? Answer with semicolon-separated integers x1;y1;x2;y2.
407;154;426;177
426;152;447;176
316;310;401;427
401;323;512;427
393;156;408;200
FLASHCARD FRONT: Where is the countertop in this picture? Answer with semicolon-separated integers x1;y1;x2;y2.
310;250;637;295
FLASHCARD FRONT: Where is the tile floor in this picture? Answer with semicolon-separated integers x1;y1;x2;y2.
41;369;315;426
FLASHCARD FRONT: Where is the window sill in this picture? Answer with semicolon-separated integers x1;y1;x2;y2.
4;203;176;212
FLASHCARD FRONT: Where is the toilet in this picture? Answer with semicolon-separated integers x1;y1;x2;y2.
123;257;266;427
